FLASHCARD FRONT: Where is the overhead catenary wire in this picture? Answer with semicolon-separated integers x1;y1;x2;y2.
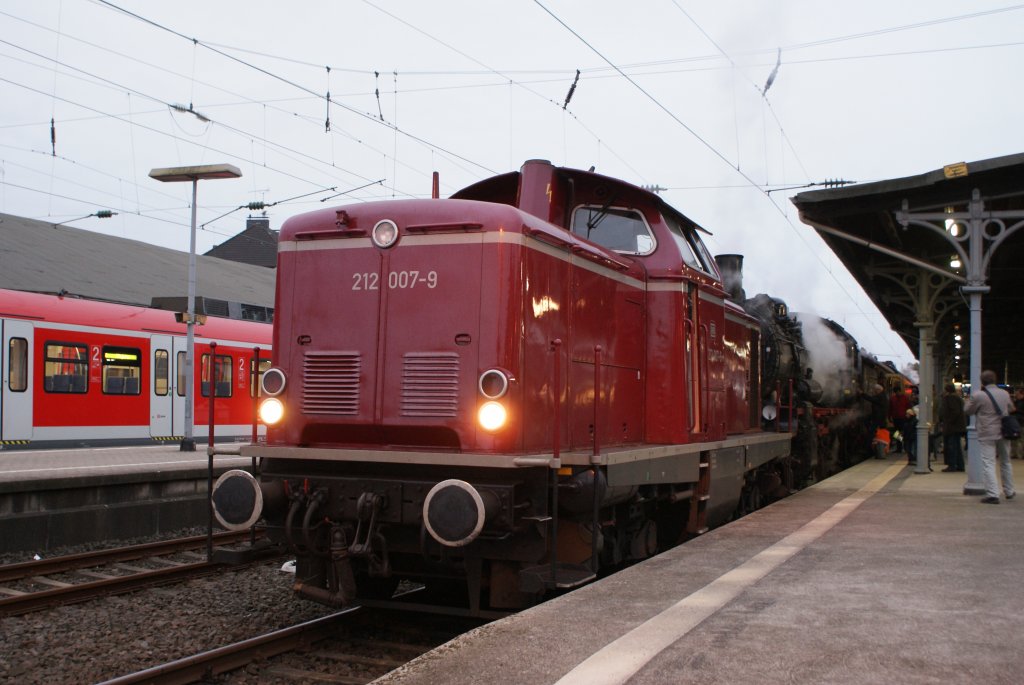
94;0;500;177
534;2;904;357
2;2;1018;358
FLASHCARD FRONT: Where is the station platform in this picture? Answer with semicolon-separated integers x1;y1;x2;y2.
0;444;252;554
376;456;1024;685
0;443;251;490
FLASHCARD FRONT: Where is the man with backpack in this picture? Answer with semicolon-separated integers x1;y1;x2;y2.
964;370;1016;504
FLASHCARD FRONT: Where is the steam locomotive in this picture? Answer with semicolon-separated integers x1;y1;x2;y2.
214;160;898;615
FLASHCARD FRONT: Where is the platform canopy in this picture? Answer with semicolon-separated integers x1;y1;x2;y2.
791;152;1024;387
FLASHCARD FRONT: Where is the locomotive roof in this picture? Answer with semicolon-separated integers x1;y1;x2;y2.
452;162;713;234
0;212;275;314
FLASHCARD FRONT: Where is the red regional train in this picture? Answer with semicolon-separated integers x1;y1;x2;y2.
216;160;857;615
0;288;272;449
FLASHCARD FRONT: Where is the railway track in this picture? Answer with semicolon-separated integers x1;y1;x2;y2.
98;607;479;685
0;530;272;615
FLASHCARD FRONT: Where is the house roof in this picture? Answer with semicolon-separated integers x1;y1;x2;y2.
204;216;279;268
0;212;275;318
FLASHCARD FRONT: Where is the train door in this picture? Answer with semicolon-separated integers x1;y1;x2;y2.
1;319;33;441
171;336;189;437
150;334;173;437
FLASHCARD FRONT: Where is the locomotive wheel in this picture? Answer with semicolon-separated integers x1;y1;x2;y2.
747;484;763;512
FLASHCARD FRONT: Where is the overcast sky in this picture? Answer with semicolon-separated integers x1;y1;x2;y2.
2;1;1022;371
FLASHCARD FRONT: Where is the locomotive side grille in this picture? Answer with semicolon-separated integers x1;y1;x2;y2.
303;351;360;415
401;352;459;417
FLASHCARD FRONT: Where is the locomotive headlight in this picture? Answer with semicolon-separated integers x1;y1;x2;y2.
478;369;509;399
261;367;286;396
372;219;399;248
258;397;284;425
478;401;507;432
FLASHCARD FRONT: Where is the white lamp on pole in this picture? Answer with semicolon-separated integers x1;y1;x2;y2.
149;163;242;451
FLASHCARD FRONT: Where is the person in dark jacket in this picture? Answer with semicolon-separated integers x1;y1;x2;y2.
862;384;888;458
903;408;918;464
938;383;966;472
1012;388;1024;460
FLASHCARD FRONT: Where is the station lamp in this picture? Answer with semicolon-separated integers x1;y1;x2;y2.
149;163;242;451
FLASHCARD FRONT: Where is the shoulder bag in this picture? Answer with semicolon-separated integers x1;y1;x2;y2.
983;387;1022;440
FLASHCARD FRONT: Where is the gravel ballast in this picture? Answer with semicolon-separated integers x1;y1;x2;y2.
0;531;337;684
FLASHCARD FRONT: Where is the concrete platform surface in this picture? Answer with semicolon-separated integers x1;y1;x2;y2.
375;457;1024;685
0;443;251;490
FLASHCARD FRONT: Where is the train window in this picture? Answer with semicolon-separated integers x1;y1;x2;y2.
177;351;186;397
8;338;27;392
43;342;88;394
663;213;718;276
571;206;655;255
250;358;272;398
201;353;233;398
102;346;142;395
154;350;169;396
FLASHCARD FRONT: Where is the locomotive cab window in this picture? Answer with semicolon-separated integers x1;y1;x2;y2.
201;353;233;398
571;206;655;255
102;346;142;395
663;213;717;276
8;337;28;392
43;342;88;393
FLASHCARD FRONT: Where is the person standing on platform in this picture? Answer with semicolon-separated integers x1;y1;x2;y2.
1012;388;1024;460
888;384;910;452
862;384;888;458
903;408;918;464
964;370;1016;504
938;383;966;472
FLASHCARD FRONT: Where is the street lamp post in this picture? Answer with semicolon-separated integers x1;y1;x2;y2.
149;164;242;451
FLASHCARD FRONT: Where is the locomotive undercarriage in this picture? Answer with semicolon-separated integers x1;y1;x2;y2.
256;460;551;613
248;459;723;614
224;436;798;616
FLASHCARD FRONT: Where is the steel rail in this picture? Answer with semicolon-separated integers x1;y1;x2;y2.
0;530;270;615
96;609;360;685
0;559;230;615
0;530;257;583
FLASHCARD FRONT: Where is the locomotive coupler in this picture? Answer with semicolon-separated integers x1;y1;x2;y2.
294;523;357;607
284;491;306;554
301;489;329;556
349;492;390;577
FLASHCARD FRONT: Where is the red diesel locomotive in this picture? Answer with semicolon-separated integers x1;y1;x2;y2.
220;160;814;615
0;288;272;449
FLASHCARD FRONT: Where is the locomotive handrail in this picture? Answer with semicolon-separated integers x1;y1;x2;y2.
698;324;710;434
522;225;574;249
570;244;632;272
522;225;633;272
294;227;366;240
684;317;696;432
550;339;562;586
403;221;483;233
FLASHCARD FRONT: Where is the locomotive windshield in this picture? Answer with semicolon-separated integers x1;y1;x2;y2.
571;206;655;255
663;212;717;275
